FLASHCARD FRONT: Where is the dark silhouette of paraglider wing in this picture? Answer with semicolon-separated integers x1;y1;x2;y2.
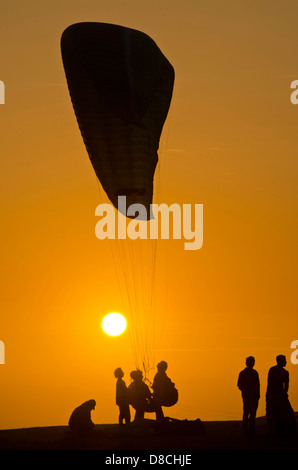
61;22;174;218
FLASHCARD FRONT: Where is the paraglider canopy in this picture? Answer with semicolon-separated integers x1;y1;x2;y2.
61;22;174;219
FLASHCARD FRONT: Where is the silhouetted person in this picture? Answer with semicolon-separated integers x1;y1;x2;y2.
68;399;96;437
266;355;296;436
237;356;260;436
152;361;174;421
128;369;152;420
114;367;131;425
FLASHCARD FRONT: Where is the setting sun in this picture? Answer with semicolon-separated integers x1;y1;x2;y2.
101;312;127;336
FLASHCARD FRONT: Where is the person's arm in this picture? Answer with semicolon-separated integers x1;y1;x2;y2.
237;372;243;391
284;371;289;393
256;371;260;399
145;384;153;399
266;368;272;393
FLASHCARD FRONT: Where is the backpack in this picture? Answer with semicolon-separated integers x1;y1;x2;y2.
160;379;178;407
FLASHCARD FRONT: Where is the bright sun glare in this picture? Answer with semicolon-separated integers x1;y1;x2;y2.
101;312;127;336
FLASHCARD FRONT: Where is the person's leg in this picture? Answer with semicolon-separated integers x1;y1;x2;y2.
242;399;249;435
155;405;164;421
125;404;131;424
135;407;144;419
119;405;124;425
266;398;274;435
248;400;258;436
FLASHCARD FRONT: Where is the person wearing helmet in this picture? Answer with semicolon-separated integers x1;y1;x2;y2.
128;369;152;420
152;361;175;421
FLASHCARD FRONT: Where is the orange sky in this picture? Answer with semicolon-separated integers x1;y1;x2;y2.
1;0;298;429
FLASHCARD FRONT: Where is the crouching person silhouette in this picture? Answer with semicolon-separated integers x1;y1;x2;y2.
68;399;96;437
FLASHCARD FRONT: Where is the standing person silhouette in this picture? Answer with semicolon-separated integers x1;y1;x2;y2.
152;361;175;421
128;370;152;420
266;355;296;436
152;361;168;421
237;356;260;436
114;367;131;425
